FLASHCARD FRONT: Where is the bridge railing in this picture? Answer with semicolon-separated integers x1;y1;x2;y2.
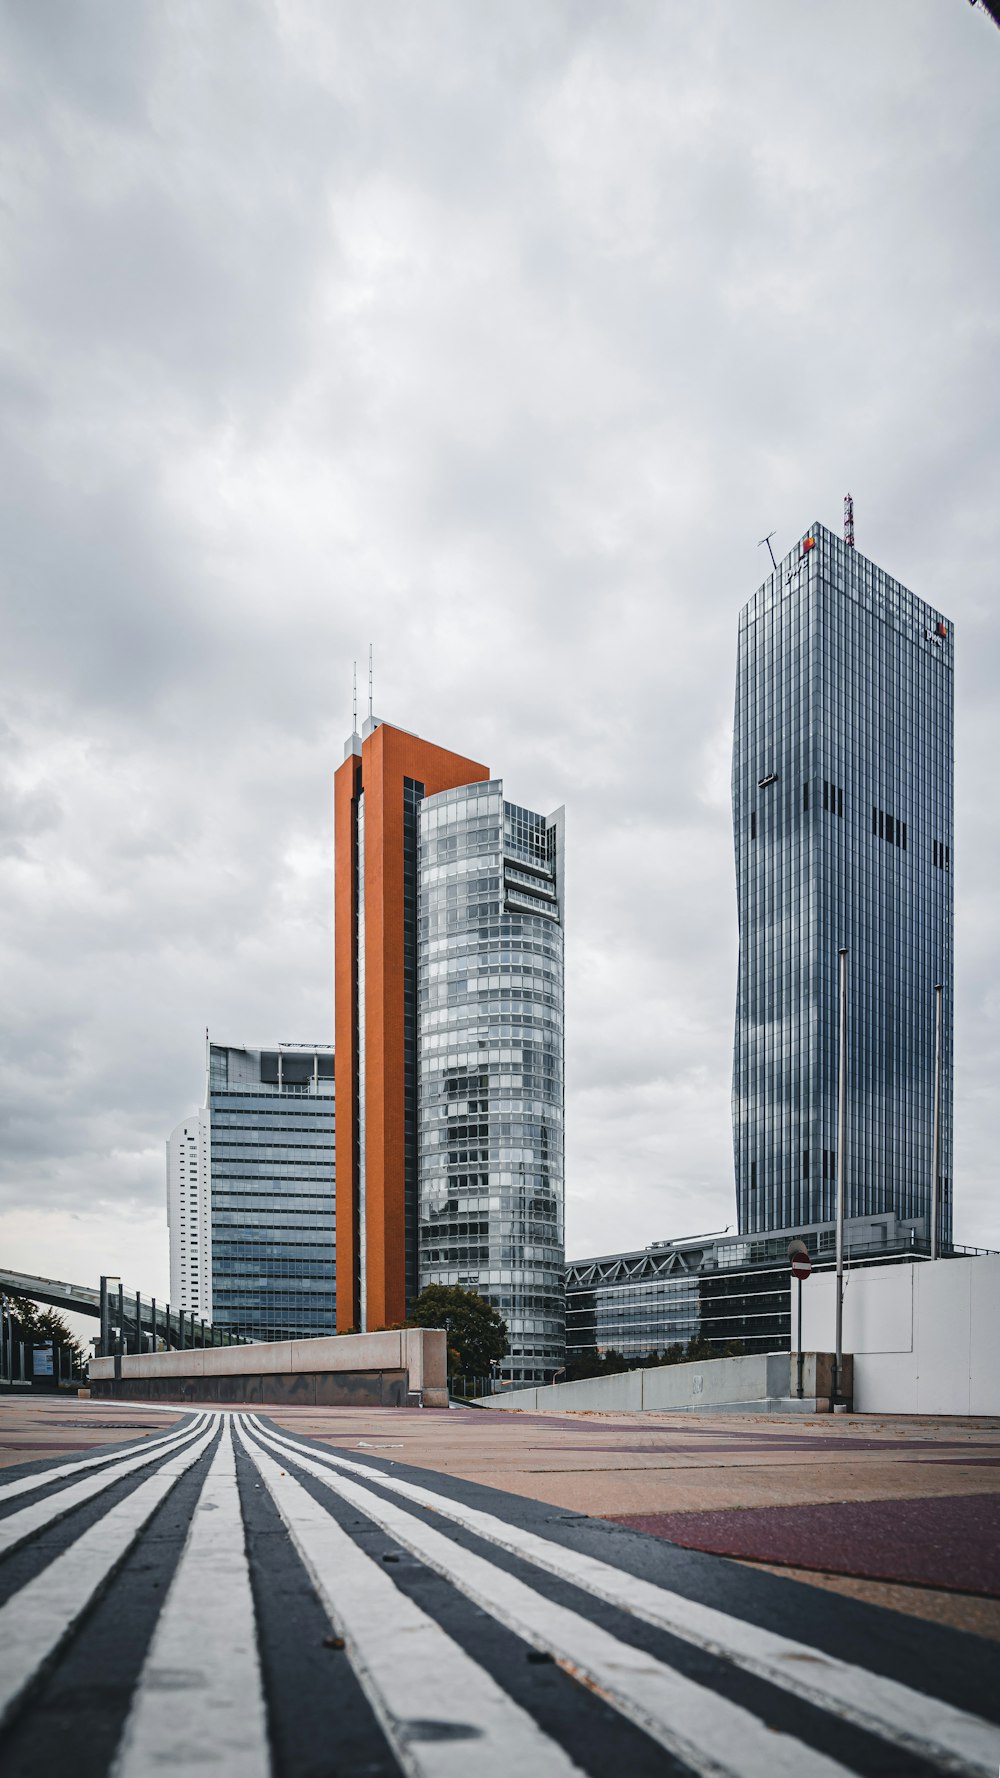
97;1278;249;1358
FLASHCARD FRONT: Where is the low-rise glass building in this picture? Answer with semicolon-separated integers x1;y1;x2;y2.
566;1212;930;1366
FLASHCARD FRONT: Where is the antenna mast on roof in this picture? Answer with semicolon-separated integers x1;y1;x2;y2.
844;492;855;549
368;643;373;721
758;532;778;572
352;661;358;734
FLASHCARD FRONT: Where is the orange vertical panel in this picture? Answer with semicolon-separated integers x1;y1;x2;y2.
334;722;488;1334
334;751;361;1331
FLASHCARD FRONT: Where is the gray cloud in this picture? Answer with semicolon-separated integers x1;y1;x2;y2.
0;0;997;1295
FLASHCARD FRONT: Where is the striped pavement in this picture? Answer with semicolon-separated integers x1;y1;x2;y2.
0;1410;996;1777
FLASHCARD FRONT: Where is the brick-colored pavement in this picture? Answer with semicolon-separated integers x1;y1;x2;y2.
0;1395;183;1469
4;1395;998;1638
262;1401;1000;1638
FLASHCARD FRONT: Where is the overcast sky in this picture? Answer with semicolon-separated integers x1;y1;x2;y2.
1;0;998;1311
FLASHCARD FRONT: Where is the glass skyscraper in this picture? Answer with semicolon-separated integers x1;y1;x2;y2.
416;782;565;1385
206;1041;336;1341
732;522;953;1246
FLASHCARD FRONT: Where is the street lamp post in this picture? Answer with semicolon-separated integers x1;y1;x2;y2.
930;983;943;1262
833;947;848;1409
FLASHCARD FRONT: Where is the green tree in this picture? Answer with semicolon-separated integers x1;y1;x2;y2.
565;1348;632;1382
408;1285;508;1378
8;1298;85;1365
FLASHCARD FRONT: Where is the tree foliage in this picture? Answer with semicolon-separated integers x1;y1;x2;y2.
407;1285;509;1377
7;1297;85;1361
566;1335;745;1382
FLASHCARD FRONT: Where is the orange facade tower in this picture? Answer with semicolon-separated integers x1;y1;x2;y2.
334;718;489;1332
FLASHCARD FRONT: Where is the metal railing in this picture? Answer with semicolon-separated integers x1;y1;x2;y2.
96;1277;249;1359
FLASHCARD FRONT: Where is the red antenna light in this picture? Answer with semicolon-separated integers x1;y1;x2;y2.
844;492;855;549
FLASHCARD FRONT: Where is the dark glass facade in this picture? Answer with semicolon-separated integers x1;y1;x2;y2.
732;524;954;1243
565;1214;932;1366
208;1043;336;1341
417;781;566;1383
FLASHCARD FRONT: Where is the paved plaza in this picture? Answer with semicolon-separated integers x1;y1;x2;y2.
0;1396;997;1776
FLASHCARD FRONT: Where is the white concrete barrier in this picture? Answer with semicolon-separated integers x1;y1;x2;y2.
478;1351;840;1414
799;1254;1000;1415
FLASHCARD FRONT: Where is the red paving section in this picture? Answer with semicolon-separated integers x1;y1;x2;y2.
609;1493;1000;1597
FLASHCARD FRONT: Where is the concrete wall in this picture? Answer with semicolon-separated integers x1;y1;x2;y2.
481;1351;796;1414
89;1327;449;1408
798;1255;1000;1415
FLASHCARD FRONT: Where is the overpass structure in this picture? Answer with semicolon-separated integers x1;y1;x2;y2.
0;1267;246;1358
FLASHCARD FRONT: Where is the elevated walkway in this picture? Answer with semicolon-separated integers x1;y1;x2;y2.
1;1267;241;1352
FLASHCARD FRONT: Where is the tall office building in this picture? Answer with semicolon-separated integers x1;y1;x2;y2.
166;1108;211;1317
732;522;953;1246
335;717;566;1382
167;1041;336;1341
416;782;565;1384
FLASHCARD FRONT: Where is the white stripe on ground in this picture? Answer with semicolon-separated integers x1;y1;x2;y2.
0;1412;207;1505
233;1418;585;1778
0;1421;218;1731
242;1419;851;1778
0;1416;211;1560
249;1415;1000;1778
112;1418;270;1778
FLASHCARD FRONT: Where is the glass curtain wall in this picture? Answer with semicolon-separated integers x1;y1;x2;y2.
416;781;566;1383
209;1043;336;1340
732;524;954;1242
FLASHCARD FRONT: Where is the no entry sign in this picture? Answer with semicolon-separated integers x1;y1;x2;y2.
790;1251;812;1281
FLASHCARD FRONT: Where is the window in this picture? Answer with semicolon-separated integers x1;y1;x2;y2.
875;808;908;853
802;1150;809;1178
750;1161;757;1192
803;782;809;811
750;811;756;840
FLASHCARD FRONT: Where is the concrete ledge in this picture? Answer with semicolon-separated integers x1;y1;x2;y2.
89;1327;448;1407
478;1352;853;1415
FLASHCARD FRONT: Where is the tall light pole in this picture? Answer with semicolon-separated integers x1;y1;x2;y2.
930;983;943;1262
833;948;848;1407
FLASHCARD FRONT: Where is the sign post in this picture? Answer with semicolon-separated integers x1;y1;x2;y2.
787;1239;812;1398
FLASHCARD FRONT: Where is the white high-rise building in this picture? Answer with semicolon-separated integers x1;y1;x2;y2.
166;1108;212;1318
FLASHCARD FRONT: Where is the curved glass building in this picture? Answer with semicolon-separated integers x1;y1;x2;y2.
416;781;565;1384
